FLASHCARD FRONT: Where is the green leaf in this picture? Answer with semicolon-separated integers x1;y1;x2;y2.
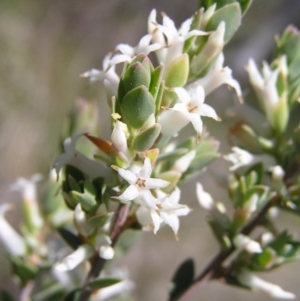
70;191;97;212
123;62;150;93
149;65;164;100
206;3;242;43
169;258;195;299
92;177;104;203
64;290;81;301
11;257;39;283
165;54;189;87
121;86;155;129
236;0;252;14
58;228;81;250
132;123;161;151
87;277;122;291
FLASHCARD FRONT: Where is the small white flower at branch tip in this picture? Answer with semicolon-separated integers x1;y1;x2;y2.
54;134;112;181
136;188;190;236
115;34;162;59
81;53;121;99
159;86;220;136
54;244;94;272
171;150;196;173
0;204;27;257
271;165;285;182
196;183;215;211
188;52;243;101
224;147;276;171
245;56;288;128
238;270;296;299
111;157;169;205
233;234;262;254
148;9;207;66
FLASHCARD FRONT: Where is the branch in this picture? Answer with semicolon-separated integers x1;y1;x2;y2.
169;195;279;301
77;204;130;301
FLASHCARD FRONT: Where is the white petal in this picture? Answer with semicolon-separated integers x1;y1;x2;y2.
174;87;190;103
150;210;163;234
161;212;179;235
146;178;169;189
187;113;203;133
116;185;139;202
139;157;152;178
158;110;189;135
171;151;196;173
117;168;138;184
200;103;220;120
115;44;134;56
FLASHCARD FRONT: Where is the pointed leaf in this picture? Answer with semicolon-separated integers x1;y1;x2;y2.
165;54;189;87
206;3;242;43
169;258;195;299
58;228;81;250
121;86;155;129
132;124;161;151
87;277;122;291
84;134;111;155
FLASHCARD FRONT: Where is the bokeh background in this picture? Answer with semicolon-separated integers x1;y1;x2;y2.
1;0;300;300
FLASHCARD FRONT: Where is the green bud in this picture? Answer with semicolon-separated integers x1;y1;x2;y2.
132;123;161;152
121;85;155;129
165;54;189;88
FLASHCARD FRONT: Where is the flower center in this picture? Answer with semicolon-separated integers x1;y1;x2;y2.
187;102;198;113
136;178;146;189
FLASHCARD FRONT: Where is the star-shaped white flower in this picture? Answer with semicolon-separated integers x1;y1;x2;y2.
158;86;220;136
148;9;207;66
81;53;126;100
224;147;276;171
115;34;162;60
112;157;169;205
188;52;242;101
136;188;190;236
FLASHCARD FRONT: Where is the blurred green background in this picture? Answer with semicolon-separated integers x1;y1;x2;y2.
1;0;300;300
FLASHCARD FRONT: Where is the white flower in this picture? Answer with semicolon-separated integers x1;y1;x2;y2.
94;232;114;260
224;147;276;171
136;188;190;235
10;174;43;231
111;120;129;157
246;56;288;130
238;269;296;299
158;86;220;136
81;53;124;100
188;52;242;101
190;21;225;76
196;183;215;211
148;9;207;67
115;34;162;60
0;204;27;257
54;135;113;182
55;244;94;272
233;234;262;254
112;157;169;205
